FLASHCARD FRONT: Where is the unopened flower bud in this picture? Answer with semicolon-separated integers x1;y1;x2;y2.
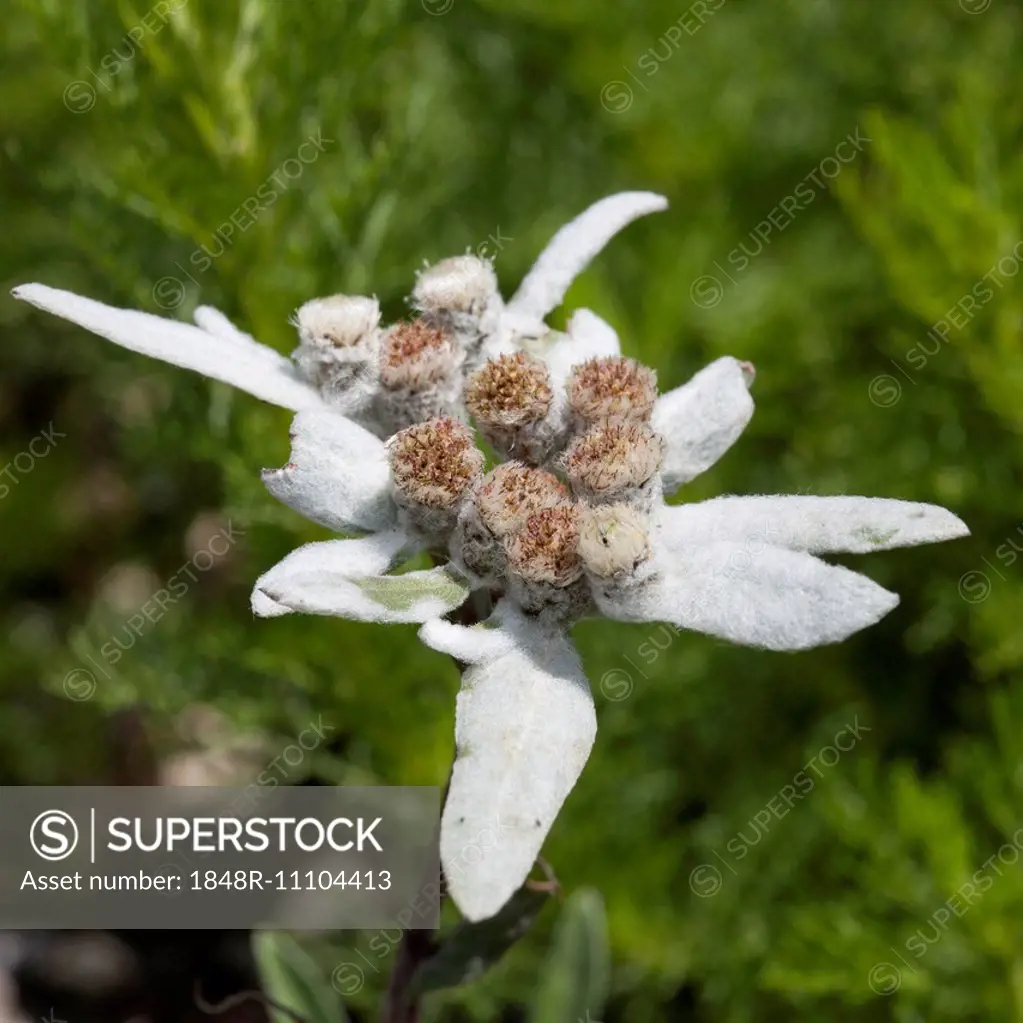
504;505;593;620
388;417;483;539
563;421;664;510
412;256;504;376
465;353;563;464
450;462;568;582
413;256;498;317
291;294;381;417
379;319;457;390
466;352;551;427
505;506;582;587
375;320;463;434
567;356;657;424
295;295;380;348
578;504;651;580
476;462;569;538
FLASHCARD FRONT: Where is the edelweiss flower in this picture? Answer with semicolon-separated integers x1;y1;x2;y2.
17;188;969;925
251;337;968;922
10;191;666;437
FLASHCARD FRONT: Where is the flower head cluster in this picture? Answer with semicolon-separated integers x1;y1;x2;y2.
387;349;676;623
12;192;971;926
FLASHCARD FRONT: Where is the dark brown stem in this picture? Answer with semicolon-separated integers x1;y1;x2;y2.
378;929;435;1023
194;982;301;1023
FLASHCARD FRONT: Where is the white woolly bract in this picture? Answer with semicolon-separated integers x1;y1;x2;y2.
506;192;668;329
597;541;899;651
261;564;470;622
655;496;970;557
193;305;259;346
251;530;413;619
12;284;321;412
432;603;597;921
541;309;622;388
419;617;517;663
652;356;754;493
262;411;396;533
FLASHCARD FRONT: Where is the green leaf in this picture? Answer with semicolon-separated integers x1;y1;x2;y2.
410;886;552;995
355;566;471;615
254;932;349;1023
529;889;609;1023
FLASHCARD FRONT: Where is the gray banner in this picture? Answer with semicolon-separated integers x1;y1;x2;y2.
0;787;440;929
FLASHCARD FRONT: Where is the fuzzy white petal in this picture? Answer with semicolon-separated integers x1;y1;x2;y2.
506;192;668;325
192;305;262;349
269;565;470;622
599;542;899;651
253;533;470;623
251;530;409;618
13;284;321;411
543;309;622;386
418;618;518;664
658;496;970;556
440;602;596;921
262;411;396;533
652;357;754;493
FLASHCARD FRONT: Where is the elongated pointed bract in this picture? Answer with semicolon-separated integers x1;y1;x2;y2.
13;284;322;411
262;410;397;533
252;531;471;623
507;192;668;327
653;356;754;493
251;531;410;619
430;603;597;921
598;542;900;651
266;564;471;622
657;495;970;556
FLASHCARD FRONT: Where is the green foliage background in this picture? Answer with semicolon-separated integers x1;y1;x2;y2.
2;0;1023;1019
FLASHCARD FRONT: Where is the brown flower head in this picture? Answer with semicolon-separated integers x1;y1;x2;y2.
475;462;569;538
379;319;456;390
504;505;582;586
563;421;664;498
388;417;484;509
465;352;553;429
568;356;657;423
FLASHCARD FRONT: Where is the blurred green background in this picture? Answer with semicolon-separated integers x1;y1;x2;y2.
3;0;1023;1019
